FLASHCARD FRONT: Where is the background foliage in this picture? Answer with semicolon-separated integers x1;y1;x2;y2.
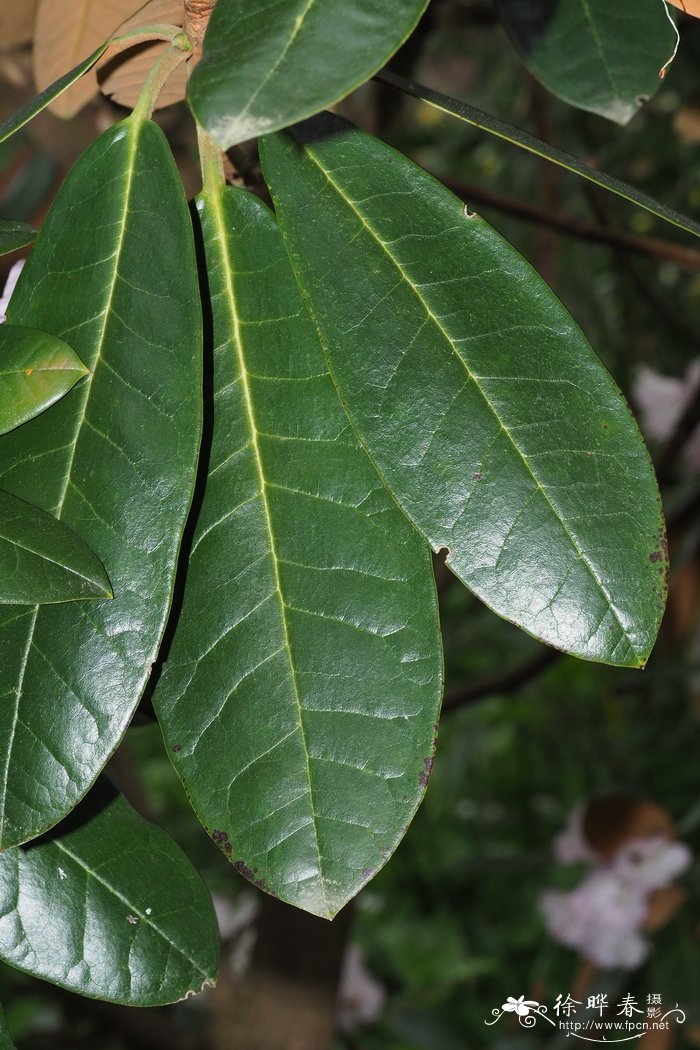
0;0;698;1047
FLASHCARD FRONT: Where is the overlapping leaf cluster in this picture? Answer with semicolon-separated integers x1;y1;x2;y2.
0;0;688;1015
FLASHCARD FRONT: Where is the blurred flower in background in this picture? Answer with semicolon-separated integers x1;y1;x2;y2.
634;360;700;470
540;796;692;970
0;259;24;322
336;945;386;1034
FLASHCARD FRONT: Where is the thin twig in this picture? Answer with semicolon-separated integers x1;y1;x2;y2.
443;647;561;713
442;179;700;272
583;185;700;483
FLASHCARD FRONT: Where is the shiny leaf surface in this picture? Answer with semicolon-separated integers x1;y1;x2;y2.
153;186;442;919
0;781;218;1005
187;0;429;147
0;325;88;435
0;222;36;257
0;116;201;848
0;489;111;604
262;115;667;667
494;0;677;123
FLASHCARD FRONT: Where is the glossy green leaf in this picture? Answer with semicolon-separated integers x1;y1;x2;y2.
0;325;88;435
0;116;201;848
0;1004;16;1050
0;221;36;257
153;185;442;919
261;114;667;668
376;71;700;242
0;780;218;1005
494;0;677;123
0;44;110;146
0;488;111;604
187;0;429;148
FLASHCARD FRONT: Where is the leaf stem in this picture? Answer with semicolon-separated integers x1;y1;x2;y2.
374;69;700;242
131;39;191;123
441;178;700;271
197;125;226;193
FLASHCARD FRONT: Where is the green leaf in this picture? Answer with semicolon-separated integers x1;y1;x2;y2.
375;71;700;242
0;1004;16;1050
0;325;88;435
0;116;201;848
187;0;429;148
261;114;667;668
0;44;110;146
0;24;188;147
153;185;442;920
0;488;112;604
0;221;36;257
494;0;677;124
0;780;218;1006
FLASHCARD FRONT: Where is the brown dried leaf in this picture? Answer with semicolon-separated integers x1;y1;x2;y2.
0;1;39;48
97;0;185;110
667;0;700;16
34;0;143;119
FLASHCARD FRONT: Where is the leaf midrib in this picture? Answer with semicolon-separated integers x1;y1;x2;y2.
577;0;621;104
206;187;329;914
235;0;318;124
0;527;104;591
51;838;209;983
0;117;142;846
301;144;639;659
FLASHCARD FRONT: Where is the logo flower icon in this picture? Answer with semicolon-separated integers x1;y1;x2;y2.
502;995;539;1017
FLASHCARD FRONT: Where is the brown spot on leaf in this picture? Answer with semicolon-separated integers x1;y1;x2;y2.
418;755;434;788
211;829;232;856
171;743;182;753
650;552;662;563
473;472;483;480
233;859;274;894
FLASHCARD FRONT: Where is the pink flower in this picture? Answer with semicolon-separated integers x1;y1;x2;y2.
540;808;692;970
633;361;700;470
0;259;24;323
337;946;386;1033
552;804;597;864
612;836;692;890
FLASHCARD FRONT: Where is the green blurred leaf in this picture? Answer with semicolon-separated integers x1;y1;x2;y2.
153;185;442;919
0;222;36;257
0;116;201;848
0;781;218;1006
0;1003;15;1050
375;71;700;242
187;0;429;147
495;0;677;124
261;114;667;667
0;489;112;604
0;325;88;435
